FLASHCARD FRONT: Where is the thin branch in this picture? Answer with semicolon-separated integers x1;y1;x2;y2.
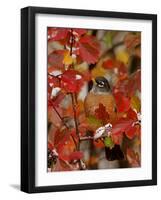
70;93;80;145
68;29;84;169
80;136;94;141
68;29;80;149
52;106;64;124
74;93;78;104
70;29;74;56
69;29;75;69
52;105;77;148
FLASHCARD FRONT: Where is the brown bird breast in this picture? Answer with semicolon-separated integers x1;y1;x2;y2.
84;92;116;117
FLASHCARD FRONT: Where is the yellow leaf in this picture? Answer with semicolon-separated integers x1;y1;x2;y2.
131;96;141;112
116;51;129;64
92;66;107;78
74;62;88;73
63;51;73;65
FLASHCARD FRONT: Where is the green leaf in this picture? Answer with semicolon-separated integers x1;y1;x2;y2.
87;116;103;127
103;32;113;47
104;137;114;149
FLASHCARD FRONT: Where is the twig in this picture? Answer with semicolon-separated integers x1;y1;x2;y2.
80;136;94;141
70;29;74;56
68;29;80;147
68;29;85;169
70;93;80;148
52;105;77;148
69;29;75;69
74;93;78;104
52;106;64;124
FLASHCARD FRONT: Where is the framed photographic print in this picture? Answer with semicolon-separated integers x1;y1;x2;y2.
21;6;157;193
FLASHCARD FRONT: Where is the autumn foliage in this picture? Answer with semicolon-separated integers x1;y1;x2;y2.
47;28;141;171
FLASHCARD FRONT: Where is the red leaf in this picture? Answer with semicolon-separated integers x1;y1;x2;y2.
114;92;131;113
48;29;100;64
102;59;128;80
48;142;54;151
48;50;65;69
61;69;84;93
124;33;141;49
78;44;99;64
127;108;138;120
54;130;71;154
125;126;137;139
67;151;84;161
48;28;69;41
112;119;134;133
52;92;65;107
111;119;134;144
48;66;60;74
95;103;109;123
82;71;92;81
48;99;53;108
48;28;86;42
48;91;65;107
48;75;60;88
78;35;100;64
111;132;123;145
113;70;141;97
103;59;114;69
118;62;128;80
127;71;141;96
79;35;99;49
73;29;87;36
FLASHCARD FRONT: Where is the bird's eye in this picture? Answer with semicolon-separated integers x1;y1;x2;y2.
98;81;105;87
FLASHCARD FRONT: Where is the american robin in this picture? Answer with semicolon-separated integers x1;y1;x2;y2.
84;76;124;161
84;76;116;118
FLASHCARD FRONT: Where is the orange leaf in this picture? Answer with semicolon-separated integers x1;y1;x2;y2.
102;59;114;69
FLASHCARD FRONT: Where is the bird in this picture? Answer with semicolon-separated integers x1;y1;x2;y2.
84;76;116;118
84;76;124;161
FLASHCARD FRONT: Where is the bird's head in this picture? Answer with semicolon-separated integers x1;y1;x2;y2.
91;76;111;93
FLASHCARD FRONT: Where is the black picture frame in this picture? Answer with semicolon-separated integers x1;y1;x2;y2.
21;6;157;193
